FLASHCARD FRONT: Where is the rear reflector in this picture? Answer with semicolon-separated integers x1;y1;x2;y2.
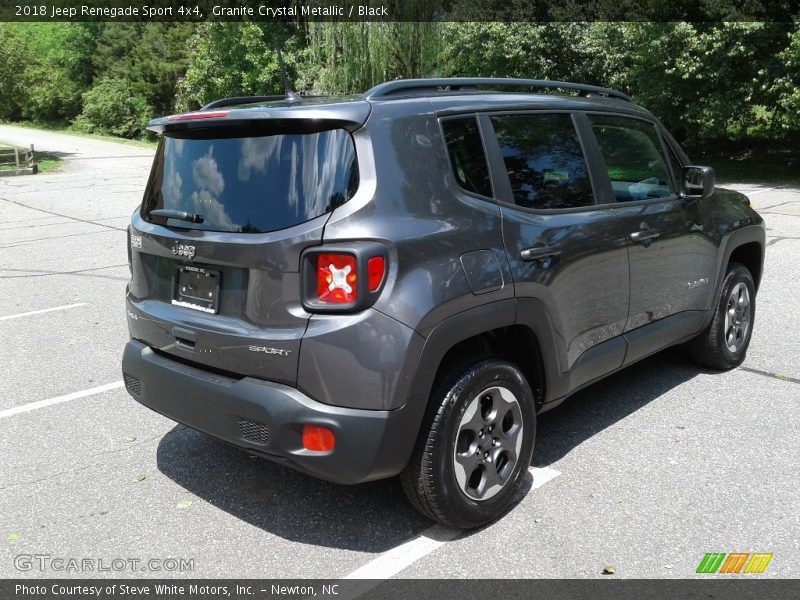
302;425;335;452
367;256;385;292
316;253;357;303
167;111;230;121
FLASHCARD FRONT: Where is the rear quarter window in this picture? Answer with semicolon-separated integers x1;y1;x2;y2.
142;128;358;233
441;117;493;198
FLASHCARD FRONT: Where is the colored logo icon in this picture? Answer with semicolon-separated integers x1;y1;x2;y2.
696;553;773;574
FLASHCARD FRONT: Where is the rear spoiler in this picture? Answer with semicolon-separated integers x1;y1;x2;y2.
148;100;371;135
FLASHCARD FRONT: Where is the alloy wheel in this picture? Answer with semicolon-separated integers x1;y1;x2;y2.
453;386;524;501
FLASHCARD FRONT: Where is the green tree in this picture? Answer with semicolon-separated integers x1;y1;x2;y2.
21;23;97;123
91;23;192;116
620;22;796;143
72;78;151;138
439;23;626;84
1;19;798;147
305;21;442;94
175;22;302;111
770;25;800;137
437;22;798;145
0;24;28;120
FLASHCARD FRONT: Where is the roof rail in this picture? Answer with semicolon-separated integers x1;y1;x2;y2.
201;95;288;110
363;78;631;102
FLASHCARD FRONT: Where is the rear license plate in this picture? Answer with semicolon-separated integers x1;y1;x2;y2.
172;266;220;313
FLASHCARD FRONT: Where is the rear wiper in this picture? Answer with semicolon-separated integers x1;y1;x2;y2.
149;209;204;224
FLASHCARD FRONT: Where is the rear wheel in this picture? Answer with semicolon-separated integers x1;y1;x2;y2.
401;358;536;529
689;262;755;370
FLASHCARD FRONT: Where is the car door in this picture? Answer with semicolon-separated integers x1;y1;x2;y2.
585;113;718;360
480;112;630;383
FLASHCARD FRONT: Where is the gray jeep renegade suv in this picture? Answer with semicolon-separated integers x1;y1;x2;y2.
122;78;765;528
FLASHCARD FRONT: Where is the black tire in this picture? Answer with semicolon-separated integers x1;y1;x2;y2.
688;262;756;370
400;357;536;529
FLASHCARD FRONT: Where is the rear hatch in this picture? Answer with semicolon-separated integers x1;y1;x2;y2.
126;100;368;385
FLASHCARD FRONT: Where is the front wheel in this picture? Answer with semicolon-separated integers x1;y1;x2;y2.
401;358;536;529
689;262;756;370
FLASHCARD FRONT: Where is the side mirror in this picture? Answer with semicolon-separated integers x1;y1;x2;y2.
682;166;715;199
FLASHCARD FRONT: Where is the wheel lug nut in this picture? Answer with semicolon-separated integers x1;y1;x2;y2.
484;451;489;458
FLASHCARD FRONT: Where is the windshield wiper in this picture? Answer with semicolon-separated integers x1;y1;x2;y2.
149;209;204;224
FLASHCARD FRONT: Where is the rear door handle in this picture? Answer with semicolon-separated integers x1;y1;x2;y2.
630;229;660;243
520;245;561;261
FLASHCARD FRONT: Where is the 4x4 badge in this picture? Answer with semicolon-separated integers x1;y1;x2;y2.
171;243;195;259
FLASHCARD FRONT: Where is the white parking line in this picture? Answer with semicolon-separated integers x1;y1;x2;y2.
0;381;124;419
0;302;87;321
343;525;460;582
342;466;560;588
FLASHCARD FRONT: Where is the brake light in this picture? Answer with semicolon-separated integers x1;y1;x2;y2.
303;425;335;452
367;256;385;292
317;253;357;303
167;111;229;121
303;244;387;312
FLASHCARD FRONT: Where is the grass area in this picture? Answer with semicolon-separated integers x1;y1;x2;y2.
0;120;158;150
693;148;799;185
35;152;64;172
0;144;64;173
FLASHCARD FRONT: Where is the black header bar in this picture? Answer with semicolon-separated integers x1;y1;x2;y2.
0;0;798;22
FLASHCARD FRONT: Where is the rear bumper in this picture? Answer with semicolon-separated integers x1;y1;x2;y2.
122;339;417;484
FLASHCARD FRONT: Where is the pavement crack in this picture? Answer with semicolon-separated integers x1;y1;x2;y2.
757;200;800;210
0;228;119;249
739;366;800;385
0;462;100;491
0;434;164;491
760;211;800;218
0;196;126;231
0;264;129;280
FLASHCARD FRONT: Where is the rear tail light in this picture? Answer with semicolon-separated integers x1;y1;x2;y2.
303;243;387;312
316;253;358;304
303;425;335;452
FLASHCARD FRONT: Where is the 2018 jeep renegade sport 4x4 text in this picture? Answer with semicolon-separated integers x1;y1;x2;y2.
122;78;765;528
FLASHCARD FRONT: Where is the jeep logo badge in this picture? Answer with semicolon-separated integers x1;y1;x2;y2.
171;243;196;259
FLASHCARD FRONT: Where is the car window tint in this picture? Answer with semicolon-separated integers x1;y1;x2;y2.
590;115;676;202
442;117;493;197
142;129;358;233
490;113;593;210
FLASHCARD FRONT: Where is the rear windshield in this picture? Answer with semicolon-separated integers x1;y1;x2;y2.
142;129;358;233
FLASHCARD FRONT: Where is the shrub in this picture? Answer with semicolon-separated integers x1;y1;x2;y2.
73;79;151;138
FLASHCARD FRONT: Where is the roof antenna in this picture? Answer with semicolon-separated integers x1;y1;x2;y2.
275;47;301;102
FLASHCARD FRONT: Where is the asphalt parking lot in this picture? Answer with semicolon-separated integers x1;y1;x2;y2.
0;124;798;580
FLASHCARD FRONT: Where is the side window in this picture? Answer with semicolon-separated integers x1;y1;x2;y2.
589;115;676;202
490;113;594;210
441;117;493;198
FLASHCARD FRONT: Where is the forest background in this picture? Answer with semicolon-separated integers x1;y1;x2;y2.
1;21;798;167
